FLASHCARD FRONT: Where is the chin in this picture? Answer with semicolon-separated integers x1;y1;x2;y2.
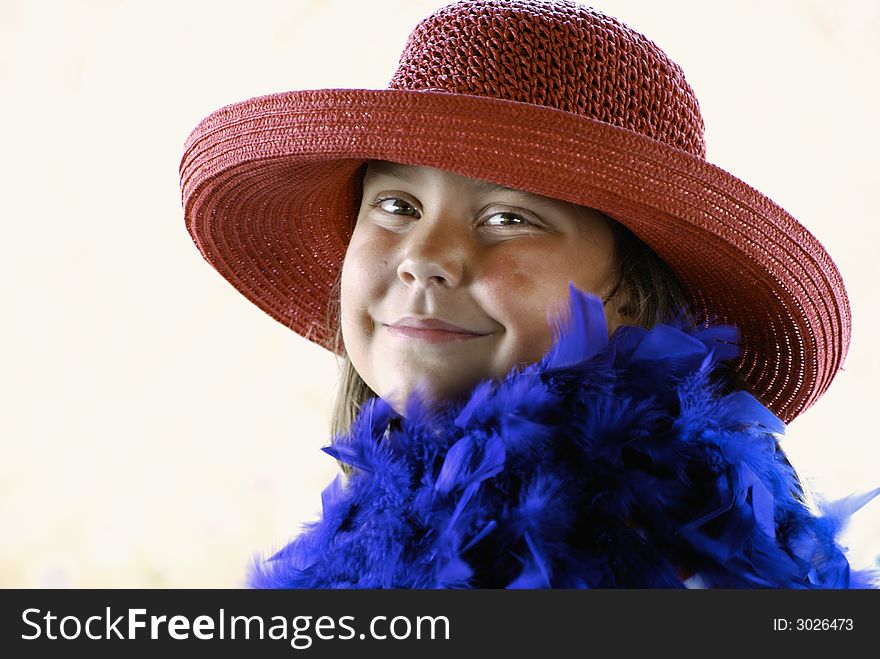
379;378;476;416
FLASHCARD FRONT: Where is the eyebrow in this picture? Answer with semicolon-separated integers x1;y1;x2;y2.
366;161;522;195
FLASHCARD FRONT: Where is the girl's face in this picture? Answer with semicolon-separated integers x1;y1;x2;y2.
341;160;623;414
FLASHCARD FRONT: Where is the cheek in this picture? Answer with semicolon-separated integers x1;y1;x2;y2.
479;244;617;366
479;261;563;366
341;227;388;316
340;229;385;369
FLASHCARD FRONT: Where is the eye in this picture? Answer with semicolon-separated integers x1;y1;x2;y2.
370;197;420;218
483;211;533;227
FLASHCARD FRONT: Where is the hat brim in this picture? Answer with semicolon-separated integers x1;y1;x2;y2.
180;88;850;423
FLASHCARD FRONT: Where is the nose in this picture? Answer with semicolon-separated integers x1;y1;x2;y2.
396;216;467;289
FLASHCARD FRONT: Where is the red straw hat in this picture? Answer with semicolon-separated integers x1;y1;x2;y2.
180;0;850;423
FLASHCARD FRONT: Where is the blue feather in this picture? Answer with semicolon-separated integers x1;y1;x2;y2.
249;283;880;589
434;437;475;496
454;380;496;428
631;323;707;366
321;474;345;513
814;487;880;533
544;283;608;369
721;390;785;435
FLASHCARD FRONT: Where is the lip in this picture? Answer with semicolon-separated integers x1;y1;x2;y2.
384;317;491;344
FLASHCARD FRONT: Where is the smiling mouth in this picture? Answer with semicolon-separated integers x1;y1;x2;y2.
383;325;491;344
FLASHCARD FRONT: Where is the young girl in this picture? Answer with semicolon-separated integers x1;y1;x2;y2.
180;0;878;588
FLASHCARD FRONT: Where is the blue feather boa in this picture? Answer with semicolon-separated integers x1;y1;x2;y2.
250;285;879;589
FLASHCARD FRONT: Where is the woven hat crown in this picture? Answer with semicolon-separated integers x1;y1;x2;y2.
388;0;706;157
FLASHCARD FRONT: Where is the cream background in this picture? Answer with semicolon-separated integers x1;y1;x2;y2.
2;0;878;587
